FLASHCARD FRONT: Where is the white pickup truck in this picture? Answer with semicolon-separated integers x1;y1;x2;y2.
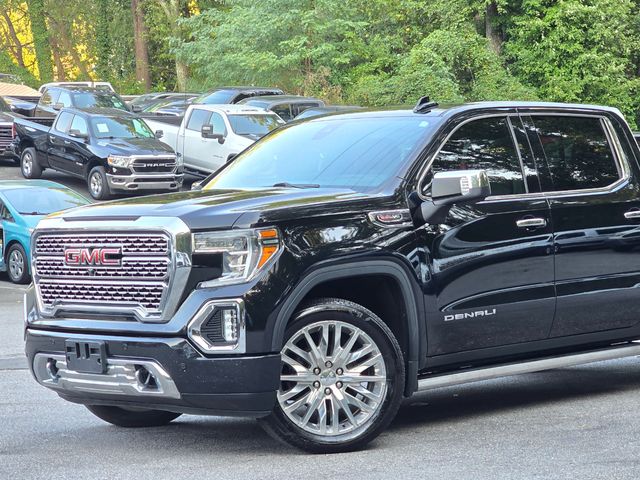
144;104;284;176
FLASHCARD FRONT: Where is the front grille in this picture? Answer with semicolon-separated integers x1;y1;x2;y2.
131;157;176;173
0;124;13;148
33;232;172;318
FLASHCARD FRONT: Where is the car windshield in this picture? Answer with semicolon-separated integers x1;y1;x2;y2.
227;114;283;136
91;116;155;139
4;187;89;215
204;116;435;192
74;93;127;110
194;90;235;104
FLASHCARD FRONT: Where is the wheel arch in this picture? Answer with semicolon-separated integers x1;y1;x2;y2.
271;260;423;396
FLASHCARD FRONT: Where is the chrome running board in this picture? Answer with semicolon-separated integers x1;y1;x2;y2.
32;353;181;399
418;341;640;391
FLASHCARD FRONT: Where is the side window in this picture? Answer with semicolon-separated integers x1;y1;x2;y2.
272;104;293;122
40;88;59;106
69;115;88;136
209;112;226;135
292;102;321;117
0;203;14;222
57;91;72;108
427;116;526;196
186;109;212;132
54;111;74;133
530;116;620;191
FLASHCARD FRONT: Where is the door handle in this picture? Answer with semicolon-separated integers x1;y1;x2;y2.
516;217;547;229
63;140;71;145
624;210;640;220
49;135;56;143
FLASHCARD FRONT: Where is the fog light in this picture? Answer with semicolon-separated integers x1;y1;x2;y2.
46;358;59;381
222;308;239;342
187;300;246;354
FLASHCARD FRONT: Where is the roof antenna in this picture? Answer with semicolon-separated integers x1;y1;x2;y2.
413;96;439;114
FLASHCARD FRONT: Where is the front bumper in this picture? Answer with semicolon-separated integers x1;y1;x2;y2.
106;173;184;192
26;329;280;417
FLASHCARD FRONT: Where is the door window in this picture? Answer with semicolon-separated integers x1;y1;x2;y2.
0;203;14;222
209;112;227;135
530;116;620;192
292;102;321;117
40;89;59;106
69;115;88;136
426;116;526;196
57;91;72;108
54;111;74;133
272;104;293;122
186;109;212;132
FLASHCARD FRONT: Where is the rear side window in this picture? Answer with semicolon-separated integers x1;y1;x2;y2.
54;111;74;133
427;116;526;196
186;109;212;131
531;116;619;191
40;89;59;106
272;104;293;121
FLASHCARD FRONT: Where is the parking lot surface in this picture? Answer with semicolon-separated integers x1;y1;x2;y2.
1;274;640;479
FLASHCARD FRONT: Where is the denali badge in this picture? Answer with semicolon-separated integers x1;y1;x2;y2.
64;247;122;267
444;309;497;322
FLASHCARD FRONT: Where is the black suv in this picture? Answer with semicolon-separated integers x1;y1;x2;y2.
24;100;640;453
34;86;129;117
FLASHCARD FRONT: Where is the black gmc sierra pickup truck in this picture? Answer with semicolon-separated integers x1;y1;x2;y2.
24;99;640;453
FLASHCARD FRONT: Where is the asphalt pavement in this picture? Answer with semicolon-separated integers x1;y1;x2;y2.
2;159;640;478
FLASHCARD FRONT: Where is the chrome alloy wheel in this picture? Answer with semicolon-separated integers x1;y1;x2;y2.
22;152;33;176
8;249;24;280
277;320;388;438
90;172;103;197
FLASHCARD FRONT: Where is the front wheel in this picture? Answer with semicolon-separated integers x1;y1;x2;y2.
259;298;405;453
85;405;181;428
88;166;111;200
6;243;29;284
20;147;41;179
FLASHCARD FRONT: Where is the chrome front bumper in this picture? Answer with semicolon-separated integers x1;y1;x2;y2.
106;173;184;191
32;353;181;399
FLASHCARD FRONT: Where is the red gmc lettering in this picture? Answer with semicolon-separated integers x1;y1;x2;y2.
64;248;121;266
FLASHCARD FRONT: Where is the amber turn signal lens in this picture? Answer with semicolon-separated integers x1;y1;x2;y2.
257;228;280;268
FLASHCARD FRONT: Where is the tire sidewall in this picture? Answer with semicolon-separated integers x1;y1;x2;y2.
6;243;29;284
88;166;110;200
264;301;405;453
21;148;39;179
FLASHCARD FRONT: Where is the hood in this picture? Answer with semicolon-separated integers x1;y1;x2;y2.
94;137;175;156
56;187;377;230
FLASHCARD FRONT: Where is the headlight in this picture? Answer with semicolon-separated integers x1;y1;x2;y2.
107;155;134;168
192;228;281;287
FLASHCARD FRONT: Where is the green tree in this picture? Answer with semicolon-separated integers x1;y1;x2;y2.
26;0;53;82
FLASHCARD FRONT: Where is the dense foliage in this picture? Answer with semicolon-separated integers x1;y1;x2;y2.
1;0;640;124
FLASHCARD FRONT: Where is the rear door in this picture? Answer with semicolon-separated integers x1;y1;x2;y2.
522;113;640;336
420;114;556;355
47;111;74;171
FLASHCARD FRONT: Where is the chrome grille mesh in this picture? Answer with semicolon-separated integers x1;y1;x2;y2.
33;232;172;316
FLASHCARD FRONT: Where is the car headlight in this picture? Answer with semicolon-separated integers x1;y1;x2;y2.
107;155;134;168
192;228;281;287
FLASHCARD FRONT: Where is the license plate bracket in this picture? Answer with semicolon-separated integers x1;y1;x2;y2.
65;340;107;374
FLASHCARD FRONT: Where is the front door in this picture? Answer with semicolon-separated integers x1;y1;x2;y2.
523;113;640;337
63;114;90;176
420;114;556;356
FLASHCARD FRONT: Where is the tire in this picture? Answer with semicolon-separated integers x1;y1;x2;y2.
87;166;111;200
259;298;405;453
6;243;30;284
20;147;41;179
85;405;181;428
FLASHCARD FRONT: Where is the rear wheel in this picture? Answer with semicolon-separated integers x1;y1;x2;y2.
6;243;29;284
259;298;405;453
85;405;181;428
88;166;111;200
20;147;41;179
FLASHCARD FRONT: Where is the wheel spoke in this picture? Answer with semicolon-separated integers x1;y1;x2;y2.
341;374;386;384
347;383;383;402
279;384;308;402
300;389;322;427
285;344;313;366
333;389;358;427
345;344;374;366
303;330;324;366
333;330;360;366
348;352;383;374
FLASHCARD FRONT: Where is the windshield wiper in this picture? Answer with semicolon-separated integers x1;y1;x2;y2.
272;182;320;189
20;211;49;215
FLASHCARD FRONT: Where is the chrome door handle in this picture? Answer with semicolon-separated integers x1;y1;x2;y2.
63;140;71;145
516;218;547;229
624;210;640;220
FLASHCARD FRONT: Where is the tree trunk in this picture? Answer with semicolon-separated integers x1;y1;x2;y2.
175;59;188;92
0;11;26;67
95;0;111;80
131;0;151;91
48;17;91;79
485;1;502;56
49;35;66;81
26;0;54;82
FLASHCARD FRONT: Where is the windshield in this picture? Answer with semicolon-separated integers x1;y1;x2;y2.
5;187;89;215
204;116;435;192
91;116;155;139
74;92;127;110
228;114;283;136
194;90;235;104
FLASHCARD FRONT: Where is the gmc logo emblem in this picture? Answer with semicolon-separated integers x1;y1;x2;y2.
64;247;122;267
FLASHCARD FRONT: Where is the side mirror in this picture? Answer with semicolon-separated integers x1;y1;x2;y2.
68;129;88;141
201;124;225;143
131;105;143;113
52;103;64;111
191;180;203;191
417;170;490;225
155;129;164;139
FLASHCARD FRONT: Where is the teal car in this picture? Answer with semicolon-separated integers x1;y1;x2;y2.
0;180;90;283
